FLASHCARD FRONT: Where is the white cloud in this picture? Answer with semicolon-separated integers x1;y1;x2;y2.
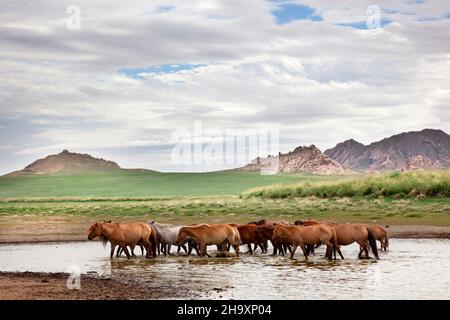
0;0;449;172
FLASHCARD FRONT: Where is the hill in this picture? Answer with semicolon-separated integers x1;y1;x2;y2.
5;150;121;176
325;129;450;171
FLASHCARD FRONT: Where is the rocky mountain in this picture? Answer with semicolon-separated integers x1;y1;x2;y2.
241;145;345;175
6;150;121;176
324;129;450;171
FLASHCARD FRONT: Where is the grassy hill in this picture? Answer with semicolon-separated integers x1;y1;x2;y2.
0;169;342;199
242;170;450;199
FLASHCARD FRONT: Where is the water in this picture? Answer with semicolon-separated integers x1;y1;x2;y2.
1;239;449;299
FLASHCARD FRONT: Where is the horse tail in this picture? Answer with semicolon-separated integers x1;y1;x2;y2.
330;228;337;259
367;228;379;259
149;225;159;257
234;227;242;245
384;233;389;250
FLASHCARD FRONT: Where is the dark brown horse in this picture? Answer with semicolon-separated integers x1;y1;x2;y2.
272;224;342;260
236;224;267;254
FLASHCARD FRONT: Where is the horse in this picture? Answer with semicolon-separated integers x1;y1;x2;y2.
254;224;291;255
149;221;188;255
236;224;266;254
272;224;342;260
87;222;156;259
367;226;389;251
248;219;291;226
331;223;379;259
293;219;320;226
175;224;241;257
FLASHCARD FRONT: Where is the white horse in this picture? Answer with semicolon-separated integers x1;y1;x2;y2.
148;221;188;255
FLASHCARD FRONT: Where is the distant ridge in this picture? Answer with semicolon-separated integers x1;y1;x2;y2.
5;150;121;176
325;129;450;171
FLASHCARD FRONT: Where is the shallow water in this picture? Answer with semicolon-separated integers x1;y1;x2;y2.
1;239;449;299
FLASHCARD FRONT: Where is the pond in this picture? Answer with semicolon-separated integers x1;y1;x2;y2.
1;239;449;299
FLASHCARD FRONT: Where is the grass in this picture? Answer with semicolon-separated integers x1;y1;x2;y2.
242;170;450;199
0;197;449;226
0;170;449;241
0;169;339;199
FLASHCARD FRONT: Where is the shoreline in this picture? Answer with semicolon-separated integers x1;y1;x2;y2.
1;225;450;245
0;271;179;300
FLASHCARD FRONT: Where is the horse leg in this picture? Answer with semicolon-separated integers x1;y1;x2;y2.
130;245;136;257
199;242;207;257
140;245;144;256
357;240;369;259
286;244;292;254
232;243;240;257
299;243;309;260
290;244;298;259
181;244;187;253
121;245;131;259
336;246;344;259
110;244;116;259
167;244;172;255
247;243;253;255
271;241;278;256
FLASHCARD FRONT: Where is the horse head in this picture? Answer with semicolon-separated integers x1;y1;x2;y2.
87;222;102;240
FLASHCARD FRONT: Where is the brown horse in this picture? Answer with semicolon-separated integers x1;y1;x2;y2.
368;226;389;251
88;222;156;259
249;219;290;226
293;219;320;226
176;224;241;257
272;224;342;260
236;224;267;254
332;223;379;259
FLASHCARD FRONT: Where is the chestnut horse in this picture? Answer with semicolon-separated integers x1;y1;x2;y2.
272;224;342;260
368;226;389;251
332;223;379;259
176;224;241;257
88;222;156;259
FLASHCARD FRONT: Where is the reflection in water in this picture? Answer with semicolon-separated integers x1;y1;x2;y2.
1;239;449;299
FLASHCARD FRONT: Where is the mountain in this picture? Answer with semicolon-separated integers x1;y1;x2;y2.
324;129;450;171
241;145;345;175
6;150;121;176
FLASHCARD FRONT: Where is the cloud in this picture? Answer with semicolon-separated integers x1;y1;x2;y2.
0;0;449;173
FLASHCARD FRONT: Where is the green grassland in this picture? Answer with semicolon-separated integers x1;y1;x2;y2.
1;196;449;226
0;170;449;237
0;169;341;199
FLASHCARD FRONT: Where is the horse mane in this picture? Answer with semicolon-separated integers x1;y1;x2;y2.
99;234;109;248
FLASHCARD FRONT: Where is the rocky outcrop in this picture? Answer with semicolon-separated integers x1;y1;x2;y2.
241;145;345;175
404;155;443;171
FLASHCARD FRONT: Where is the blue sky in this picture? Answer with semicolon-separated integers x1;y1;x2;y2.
271;3;322;24
120;64;206;79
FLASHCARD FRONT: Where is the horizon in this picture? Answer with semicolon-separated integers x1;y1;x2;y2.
2;127;447;175
1;1;449;174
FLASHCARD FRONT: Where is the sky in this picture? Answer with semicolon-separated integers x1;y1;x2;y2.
0;0;449;174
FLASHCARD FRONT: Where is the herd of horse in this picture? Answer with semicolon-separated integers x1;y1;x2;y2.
87;219;389;260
